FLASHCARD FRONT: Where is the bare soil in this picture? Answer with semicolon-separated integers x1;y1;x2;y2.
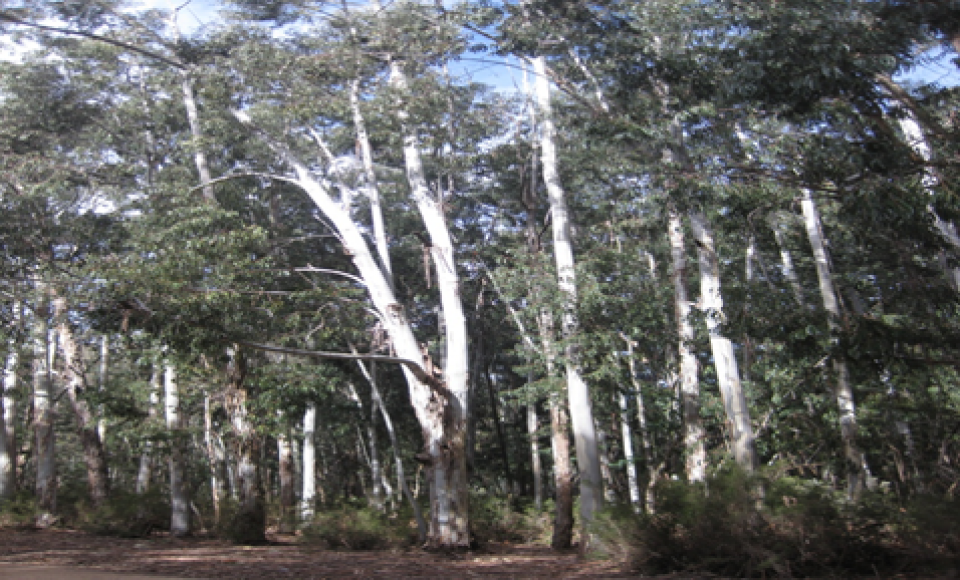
0;528;636;579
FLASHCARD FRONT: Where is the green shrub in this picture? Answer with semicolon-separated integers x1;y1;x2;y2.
470;495;552;545
0;491;40;528
593;468;960;578
302;507;407;550
75;488;169;537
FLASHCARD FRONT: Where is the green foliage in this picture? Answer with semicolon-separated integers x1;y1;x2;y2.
595;469;960;577
469;495;552;545
301;506;411;550
73;489;169;538
0;492;42;528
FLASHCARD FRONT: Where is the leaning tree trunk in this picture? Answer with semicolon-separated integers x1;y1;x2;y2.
54;297;109;507
689;212;758;472
32;288;56;525
164;355;190;536
532;55;603;535
225;347;265;544
799;188;866;498
668;209;706;482
0;301;20;500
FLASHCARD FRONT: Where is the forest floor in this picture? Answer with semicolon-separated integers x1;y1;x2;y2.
0;528;639;578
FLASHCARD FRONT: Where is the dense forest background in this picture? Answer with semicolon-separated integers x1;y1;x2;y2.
2;0;960;575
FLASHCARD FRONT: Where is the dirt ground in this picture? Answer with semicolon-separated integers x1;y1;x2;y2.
0;528;637;579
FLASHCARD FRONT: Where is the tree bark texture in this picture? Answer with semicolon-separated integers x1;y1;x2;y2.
32;291;56;523
800;188;865;498
54;297;109;507
164;358;190;536
0;301;20;500
689;212;758;472
533;54;603;531
301;404;317;522
668;209;706;482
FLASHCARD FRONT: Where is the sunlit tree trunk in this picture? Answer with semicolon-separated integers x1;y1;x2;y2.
0;301;20;500
164;356;190;536
203;391;223;525
54;296;109;507
800;188;866;498
668;209;705;482
689;212;758;472
97;335;108;447
32;288;56;524
622;336;656;513
389;61;470;547
533;55;603;534
770;214;805;307
527;391;542;510
618;389;641;511
301;403;316;522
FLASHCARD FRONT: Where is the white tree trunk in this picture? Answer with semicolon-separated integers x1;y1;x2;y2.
136;362;160;495
350;77;392;283
668;209;706;482
689;211;758;472
97;335;108;445
800;188;865;497
770;215;805;306
164;358;190;536
32;291;56;524
623;337;656;513
301;403;316;522
389;62;470;546
203;391;222;524
0;301;20;500
532;55;603;530
527;396;542;510
618;389;640;510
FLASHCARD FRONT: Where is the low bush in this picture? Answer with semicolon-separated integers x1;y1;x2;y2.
470;495;552;545
302;506;408;550
0;491;40;528
75;488;169;537
594;467;960;578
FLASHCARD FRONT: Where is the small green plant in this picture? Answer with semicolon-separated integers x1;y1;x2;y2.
302;506;407;550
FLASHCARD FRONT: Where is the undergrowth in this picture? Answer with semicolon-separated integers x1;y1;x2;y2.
594;467;960;578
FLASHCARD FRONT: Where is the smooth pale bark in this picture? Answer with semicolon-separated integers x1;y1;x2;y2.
898;113;960;289
346;380;383;511
301;404;316;522
32;292;56;523
800;188;866;498
389;62;470;546
164;358;190;536
617;389;641;511
172;10;215;204
136;363;161;495
97;335;108;445
350;77;392;284
0;301;20;500
532;55;603;530
527;394;543;510
277;427;296;534
668;210;705;482
689;212;758;472
226;348;265;544
356;359;427;543
55;297;109;506
234;107;465;547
